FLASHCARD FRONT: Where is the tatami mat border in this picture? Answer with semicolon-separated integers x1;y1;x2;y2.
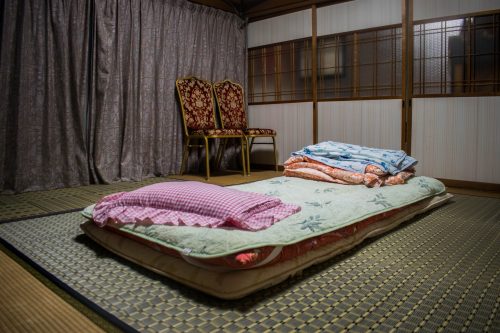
0;235;138;333
0;208;85;225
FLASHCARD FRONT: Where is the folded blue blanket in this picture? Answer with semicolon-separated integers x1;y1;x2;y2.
292;141;417;175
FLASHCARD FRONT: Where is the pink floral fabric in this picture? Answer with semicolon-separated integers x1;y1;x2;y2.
177;77;216;130
283;156;415;187
284;168;342;184
284;158;365;185
92;181;301;231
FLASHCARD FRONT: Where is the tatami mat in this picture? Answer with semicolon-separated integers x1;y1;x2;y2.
1;173;499;332
169;170;281;185
0;246;109;333
0;195;498;332
0;171;279;332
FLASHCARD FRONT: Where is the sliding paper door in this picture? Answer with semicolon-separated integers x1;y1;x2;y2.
410;0;500;184
247;9;314;164
248;0;500;186
316;0;404;150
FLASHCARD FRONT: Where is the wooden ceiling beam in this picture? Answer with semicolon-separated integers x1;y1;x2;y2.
188;0;351;22
246;0;350;21
188;0;236;13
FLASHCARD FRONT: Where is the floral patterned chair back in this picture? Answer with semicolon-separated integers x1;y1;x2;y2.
176;77;217;134
213;80;247;130
213;79;278;173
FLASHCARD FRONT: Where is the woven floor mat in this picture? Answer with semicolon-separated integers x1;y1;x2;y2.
0;194;498;332
169;170;281;186
0;248;107;333
0;177;172;222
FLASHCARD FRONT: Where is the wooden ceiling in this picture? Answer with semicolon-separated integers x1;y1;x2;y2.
189;0;348;22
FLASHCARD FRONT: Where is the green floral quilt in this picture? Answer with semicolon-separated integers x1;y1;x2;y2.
82;176;446;258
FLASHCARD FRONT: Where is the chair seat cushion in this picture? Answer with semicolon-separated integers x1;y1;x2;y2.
245;128;276;136
191;128;244;136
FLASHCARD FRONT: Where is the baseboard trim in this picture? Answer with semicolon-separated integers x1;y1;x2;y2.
436;178;500;193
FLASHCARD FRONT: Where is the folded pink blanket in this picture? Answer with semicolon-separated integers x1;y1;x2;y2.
92;181;301;231
284;156;415;187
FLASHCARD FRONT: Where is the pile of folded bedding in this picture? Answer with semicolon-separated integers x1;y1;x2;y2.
284;141;417;187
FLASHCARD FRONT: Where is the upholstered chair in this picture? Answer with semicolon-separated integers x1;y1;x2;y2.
176;77;246;178
213;79;277;173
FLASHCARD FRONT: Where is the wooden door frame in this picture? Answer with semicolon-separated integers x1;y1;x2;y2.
401;0;413;154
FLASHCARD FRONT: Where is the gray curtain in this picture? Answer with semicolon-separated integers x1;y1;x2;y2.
0;0;91;193
90;0;246;183
0;0;246;193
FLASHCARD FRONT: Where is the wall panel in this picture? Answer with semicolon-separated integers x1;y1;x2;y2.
411;97;500;183
414;0;500;21
318;100;402;150
248;9;312;48
247;103;313;165
475;98;500;183
317;0;401;36
412;0;500;184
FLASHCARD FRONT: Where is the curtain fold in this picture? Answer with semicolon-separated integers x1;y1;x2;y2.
0;0;246;192
89;0;246;183
0;0;91;193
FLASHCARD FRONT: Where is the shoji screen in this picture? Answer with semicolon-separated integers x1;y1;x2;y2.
317;0;403;150
248;103;313;165
317;0;401;35
317;99;401;150
247;10;313;165
248;9;312;47
413;0;500;20
411;0;500;184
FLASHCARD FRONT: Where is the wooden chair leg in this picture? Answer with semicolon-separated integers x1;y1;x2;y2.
180;138;190;175
272;136;278;172
240;137;247;176
246;136;252;175
204;137;210;179
215;138;227;170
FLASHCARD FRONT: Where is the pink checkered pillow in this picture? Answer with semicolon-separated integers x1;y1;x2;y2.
92;181;300;231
